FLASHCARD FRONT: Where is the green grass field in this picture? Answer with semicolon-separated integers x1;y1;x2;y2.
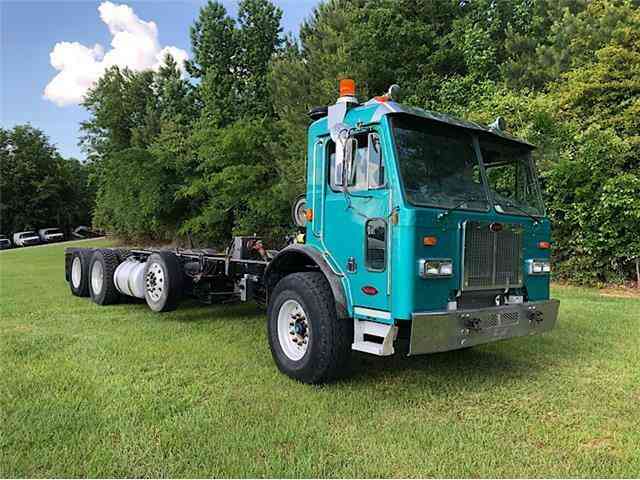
1;239;638;477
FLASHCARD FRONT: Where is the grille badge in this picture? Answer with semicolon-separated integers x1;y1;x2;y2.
489;222;503;232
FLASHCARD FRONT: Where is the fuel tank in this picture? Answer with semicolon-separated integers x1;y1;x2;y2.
114;257;146;298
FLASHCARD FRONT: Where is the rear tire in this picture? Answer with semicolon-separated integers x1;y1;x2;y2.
267;272;352;384
143;252;183;312
89;249;121;305
69;250;91;297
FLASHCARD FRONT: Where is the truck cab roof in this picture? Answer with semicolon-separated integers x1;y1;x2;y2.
310;99;534;149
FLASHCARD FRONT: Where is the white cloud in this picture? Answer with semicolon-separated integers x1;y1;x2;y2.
44;2;189;107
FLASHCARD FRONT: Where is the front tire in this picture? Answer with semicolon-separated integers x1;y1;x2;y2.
267;272;352;384
89;249;121;305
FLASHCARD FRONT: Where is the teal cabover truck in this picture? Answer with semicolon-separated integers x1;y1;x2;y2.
64;80;559;384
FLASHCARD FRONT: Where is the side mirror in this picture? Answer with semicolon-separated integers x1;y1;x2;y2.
343;137;358;187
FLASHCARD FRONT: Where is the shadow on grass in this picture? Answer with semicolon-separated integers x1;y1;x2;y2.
343;329;581;392
349;347;537;385
168;300;264;322
113;299;582;392
108;297;263;321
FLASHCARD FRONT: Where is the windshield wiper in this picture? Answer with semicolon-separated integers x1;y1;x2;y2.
438;195;486;218
498;200;540;224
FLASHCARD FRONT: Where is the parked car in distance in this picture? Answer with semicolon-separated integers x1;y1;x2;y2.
0;235;11;249
38;227;65;243
13;231;41;247
72;225;102;239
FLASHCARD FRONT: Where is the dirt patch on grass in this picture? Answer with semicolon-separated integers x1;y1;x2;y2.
599;286;640;299
582;436;613;449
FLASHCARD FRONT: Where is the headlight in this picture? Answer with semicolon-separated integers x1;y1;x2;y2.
527;259;551;275
419;259;453;278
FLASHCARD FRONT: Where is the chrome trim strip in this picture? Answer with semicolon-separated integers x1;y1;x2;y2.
354;306;392;320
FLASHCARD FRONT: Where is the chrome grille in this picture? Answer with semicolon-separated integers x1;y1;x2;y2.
462;221;523;290
481;311;520;329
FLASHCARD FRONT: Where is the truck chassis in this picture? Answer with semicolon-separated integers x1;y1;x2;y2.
65;236;360;384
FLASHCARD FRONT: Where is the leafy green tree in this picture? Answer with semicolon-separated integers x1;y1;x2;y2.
0;125;92;234
155;54;196;126
80;66;159;159
93;148;183;239
236;0;283;117
187;1;237;127
502;0;638;90
187;1;236;81
178;118;282;245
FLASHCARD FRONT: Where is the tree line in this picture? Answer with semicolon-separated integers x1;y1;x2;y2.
14;0;640;285
0;125;93;235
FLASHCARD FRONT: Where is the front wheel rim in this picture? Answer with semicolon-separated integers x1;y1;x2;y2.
91;260;104;294
277;299;310;361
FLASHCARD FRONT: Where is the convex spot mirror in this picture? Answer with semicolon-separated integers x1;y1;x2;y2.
330;122;349;187
344;137;358;187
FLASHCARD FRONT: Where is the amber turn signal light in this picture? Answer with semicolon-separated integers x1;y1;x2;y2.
538;241;551;249
305;208;313;221
339;78;356;97
423;236;438;246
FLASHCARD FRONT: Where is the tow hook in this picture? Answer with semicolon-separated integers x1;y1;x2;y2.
461;313;482;332
527;308;544;324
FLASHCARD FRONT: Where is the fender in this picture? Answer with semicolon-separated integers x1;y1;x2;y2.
265;244;349;319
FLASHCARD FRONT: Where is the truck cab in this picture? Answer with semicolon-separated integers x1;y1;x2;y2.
265;80;558;380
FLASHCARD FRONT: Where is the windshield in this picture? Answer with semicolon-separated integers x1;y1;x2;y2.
45;229;62;234
392;117;489;211
480;140;544;216
20;232;36;238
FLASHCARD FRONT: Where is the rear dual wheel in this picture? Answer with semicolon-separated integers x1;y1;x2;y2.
89;249;121;305
73;248;183;312
69;250;91;297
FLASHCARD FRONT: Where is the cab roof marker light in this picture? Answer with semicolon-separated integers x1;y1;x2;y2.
337;78;358;104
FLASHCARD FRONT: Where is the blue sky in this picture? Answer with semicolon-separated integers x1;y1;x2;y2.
0;0;316;160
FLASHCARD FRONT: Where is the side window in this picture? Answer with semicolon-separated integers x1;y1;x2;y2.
365;218;387;271
329;132;384;191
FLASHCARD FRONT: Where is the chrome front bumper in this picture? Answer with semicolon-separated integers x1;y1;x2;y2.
409;299;559;355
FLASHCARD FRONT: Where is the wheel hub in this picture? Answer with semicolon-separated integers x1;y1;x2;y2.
91;260;104;294
145;262;165;302
71;257;82;288
277;300;310;361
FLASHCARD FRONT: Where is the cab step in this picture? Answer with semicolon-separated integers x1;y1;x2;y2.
351;319;398;356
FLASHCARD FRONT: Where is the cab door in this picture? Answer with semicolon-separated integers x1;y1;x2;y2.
322;130;391;314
